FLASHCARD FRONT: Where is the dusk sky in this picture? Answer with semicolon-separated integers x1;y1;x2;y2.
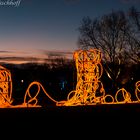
0;0;140;63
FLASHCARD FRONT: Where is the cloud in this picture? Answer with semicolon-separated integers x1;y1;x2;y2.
0;56;41;62
0;50;73;64
0;51;13;53
0;56;44;64
43;50;73;59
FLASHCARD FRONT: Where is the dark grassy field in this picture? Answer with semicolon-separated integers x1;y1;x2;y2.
1;103;140;120
1;104;139;138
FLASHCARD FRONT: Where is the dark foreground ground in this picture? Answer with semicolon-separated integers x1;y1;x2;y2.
0;104;140;138
1;103;140;122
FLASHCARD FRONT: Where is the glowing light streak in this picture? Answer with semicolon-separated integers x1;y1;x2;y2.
0;49;140;108
0;65;13;107
22;81;57;107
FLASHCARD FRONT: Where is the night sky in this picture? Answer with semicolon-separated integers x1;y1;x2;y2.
0;0;140;63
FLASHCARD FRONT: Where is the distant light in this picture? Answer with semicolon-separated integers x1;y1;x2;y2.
21;80;24;83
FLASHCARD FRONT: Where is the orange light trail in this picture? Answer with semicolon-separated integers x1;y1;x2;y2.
0;49;140;108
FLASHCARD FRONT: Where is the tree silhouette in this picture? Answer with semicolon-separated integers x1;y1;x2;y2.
125;7;140;64
78;7;140;94
78;10;130;91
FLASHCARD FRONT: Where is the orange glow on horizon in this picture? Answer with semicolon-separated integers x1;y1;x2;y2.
0;38;74;64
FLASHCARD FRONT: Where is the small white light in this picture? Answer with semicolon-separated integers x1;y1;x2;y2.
21;80;24;83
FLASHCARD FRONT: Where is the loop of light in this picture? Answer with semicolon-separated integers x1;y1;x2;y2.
0;49;140;108
0;65;13;107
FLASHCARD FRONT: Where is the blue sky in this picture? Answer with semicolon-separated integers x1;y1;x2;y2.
0;0;140;63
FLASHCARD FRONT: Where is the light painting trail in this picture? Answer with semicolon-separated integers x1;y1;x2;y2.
0;49;140;108
0;65;13;107
57;49;105;106
23;81;58;107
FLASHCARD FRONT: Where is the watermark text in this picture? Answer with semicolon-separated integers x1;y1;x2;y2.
0;0;21;7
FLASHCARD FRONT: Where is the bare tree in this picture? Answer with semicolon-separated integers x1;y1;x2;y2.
129;6;140;30
125;7;140;64
78;11;130;89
